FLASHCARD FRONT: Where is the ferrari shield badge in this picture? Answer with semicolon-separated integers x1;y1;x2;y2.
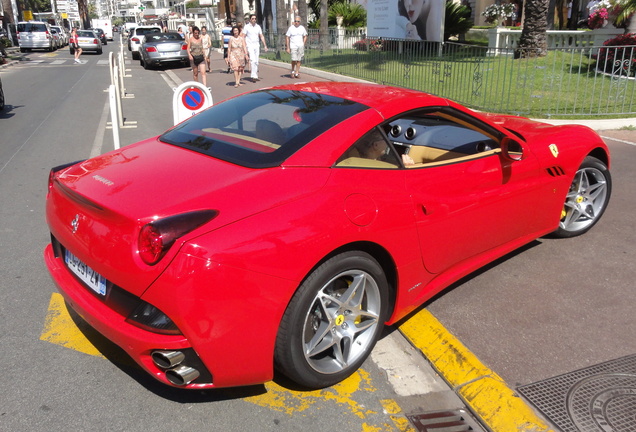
549;144;559;158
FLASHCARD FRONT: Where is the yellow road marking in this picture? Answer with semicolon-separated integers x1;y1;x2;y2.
40;292;105;358
400;309;555;432
40;293;409;430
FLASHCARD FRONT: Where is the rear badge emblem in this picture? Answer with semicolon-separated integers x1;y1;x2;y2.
549;144;559;158
71;214;80;233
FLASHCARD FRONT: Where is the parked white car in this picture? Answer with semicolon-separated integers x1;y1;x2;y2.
128;26;162;60
17;21;54;52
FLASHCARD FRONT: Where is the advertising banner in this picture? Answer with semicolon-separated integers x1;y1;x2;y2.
363;0;444;41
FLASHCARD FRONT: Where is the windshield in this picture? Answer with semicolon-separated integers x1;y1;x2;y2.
78;30;95;37
18;23;47;32
160;89;368;168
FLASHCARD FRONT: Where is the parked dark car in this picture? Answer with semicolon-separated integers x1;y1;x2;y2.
139;32;188;69
92;28;107;45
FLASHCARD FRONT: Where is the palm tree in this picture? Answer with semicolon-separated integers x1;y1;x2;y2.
320;0;328;51
77;0;91;29
275;0;287;56
516;0;549;58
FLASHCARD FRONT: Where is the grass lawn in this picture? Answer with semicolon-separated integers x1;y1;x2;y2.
262;44;636;118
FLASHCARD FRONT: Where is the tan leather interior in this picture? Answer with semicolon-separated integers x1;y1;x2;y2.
407;145;466;164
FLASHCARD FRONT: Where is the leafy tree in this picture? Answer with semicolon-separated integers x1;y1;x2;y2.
516;0;549;58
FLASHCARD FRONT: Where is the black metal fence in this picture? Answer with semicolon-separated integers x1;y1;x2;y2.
262;31;636;118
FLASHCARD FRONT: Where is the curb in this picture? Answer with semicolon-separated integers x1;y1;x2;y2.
399;310;556;432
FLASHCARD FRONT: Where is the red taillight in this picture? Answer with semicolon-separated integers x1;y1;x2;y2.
138;210;218;265
181;44;188;50
145;46;157;52
132;37;140;42
93;39;99;44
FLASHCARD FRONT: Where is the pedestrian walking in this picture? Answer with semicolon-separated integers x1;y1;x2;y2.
228;26;248;87
70;27;82;64
188;26;207;87
286;17;307;78
222;19;233;73
201;26;212;73
241;14;268;81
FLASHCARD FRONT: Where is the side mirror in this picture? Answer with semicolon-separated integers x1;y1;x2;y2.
501;137;525;161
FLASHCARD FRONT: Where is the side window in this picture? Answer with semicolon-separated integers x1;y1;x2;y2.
336;128;400;169
387;111;500;167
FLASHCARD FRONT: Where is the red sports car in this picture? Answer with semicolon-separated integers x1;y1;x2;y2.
44;82;611;390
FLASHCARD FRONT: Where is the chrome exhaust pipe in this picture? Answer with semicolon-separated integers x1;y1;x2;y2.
152;350;185;369
166;365;200;386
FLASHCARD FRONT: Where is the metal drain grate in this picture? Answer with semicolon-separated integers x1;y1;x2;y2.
407;409;485;432
518;354;636;432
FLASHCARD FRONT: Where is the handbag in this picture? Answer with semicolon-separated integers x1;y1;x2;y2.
193;54;204;65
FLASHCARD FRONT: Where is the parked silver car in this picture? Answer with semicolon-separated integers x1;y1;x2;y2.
69;30;103;55
17;21;54;52
51;26;69;46
139;32;189;69
128;26;161;60
50;28;63;49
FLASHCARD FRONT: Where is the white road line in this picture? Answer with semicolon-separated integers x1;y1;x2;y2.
90;99;111;158
601;135;636;146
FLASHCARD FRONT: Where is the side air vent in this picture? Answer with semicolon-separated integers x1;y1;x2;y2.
546;166;566;177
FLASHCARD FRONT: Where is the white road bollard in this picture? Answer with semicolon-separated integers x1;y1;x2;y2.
109;85;120;150
109;51;116;88
113;67;124;128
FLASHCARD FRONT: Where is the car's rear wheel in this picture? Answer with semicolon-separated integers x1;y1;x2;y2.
553;156;611;238
275;251;388;389
69;47;74;55
132;50;139;60
97;47;103;54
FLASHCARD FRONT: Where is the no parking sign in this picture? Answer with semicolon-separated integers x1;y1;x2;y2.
173;81;213;125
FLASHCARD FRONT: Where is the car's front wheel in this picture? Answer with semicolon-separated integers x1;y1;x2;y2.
553;155;611;238
275;251;389;389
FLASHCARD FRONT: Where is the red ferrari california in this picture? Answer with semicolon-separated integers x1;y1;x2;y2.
44;82;611;390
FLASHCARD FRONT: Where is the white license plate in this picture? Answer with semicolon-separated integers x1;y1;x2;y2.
65;249;107;296
161;52;177;57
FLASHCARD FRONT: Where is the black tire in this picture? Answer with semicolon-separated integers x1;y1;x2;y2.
131;50;139;60
97;47;103;55
69;47;74;55
0;86;5;111
552;156;611;238
275;251;389;389
20;48;26;53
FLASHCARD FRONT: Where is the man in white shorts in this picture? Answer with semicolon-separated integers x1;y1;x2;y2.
242;14;268;81
286;17;308;78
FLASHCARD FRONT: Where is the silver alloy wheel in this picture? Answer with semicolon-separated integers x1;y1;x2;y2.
302;269;382;374
560;166;609;232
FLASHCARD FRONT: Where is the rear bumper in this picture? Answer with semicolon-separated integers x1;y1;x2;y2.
146;54;188;64
43;243;211;388
19;40;50;49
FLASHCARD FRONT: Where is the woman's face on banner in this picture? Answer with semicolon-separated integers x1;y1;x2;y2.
404;0;430;23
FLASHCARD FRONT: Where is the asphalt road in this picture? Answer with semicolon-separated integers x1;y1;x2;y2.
2;36;635;432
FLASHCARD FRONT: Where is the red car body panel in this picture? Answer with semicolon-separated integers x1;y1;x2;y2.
44;82;610;389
